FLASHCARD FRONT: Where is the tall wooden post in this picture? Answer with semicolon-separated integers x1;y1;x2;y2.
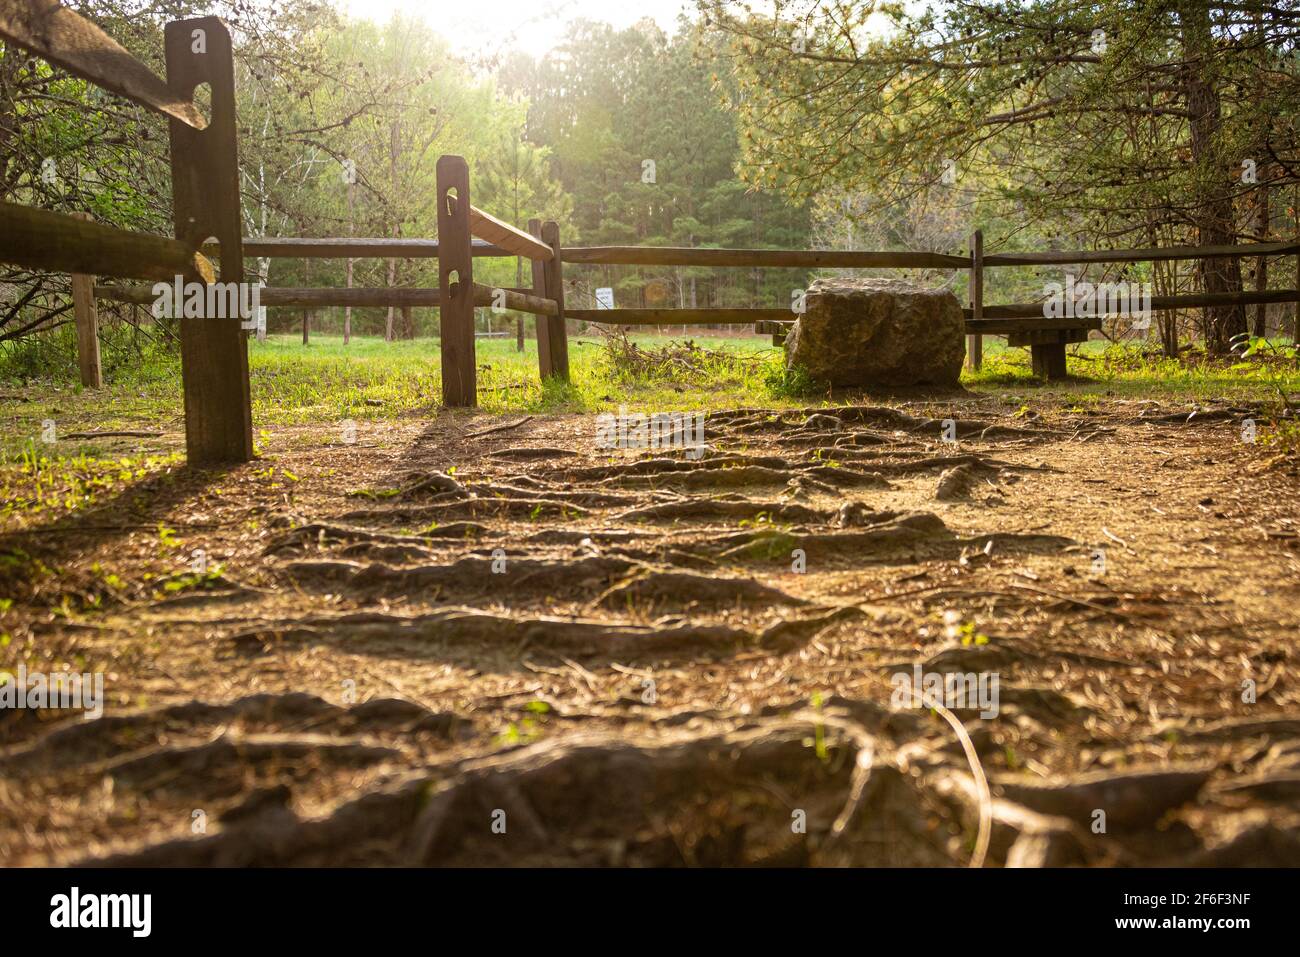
967;229;983;371
437;155;476;407
165;17;252;464
528;219;552;378
69;212;102;388
302;257;311;344
537;220;570;381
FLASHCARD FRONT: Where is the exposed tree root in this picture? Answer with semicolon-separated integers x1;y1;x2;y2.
69;710;1241;867
1186;824;1300;866
592;569;808;611
801;405;1038;440
783;474;843;499
719;512;951;560
266;523;446;555
797;465;891;489
228;607;759;660
337;542;438;564
339;497;591;524
487;447;579;461
469;484;646;507
1156;715;1300;744
392;471;471;498
844;453;1024;476
1;692;459;771
617;498;829;525
73;720;929;867
604;465;818;489
519;528;653;546
101;733;403;792
279;554;641;599
936;464;979;500
1136;406;1262;426
558;458;698;481
993;766;1212;829
767;431;901;450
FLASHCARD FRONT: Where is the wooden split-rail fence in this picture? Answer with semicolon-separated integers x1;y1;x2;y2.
2;3;1300;465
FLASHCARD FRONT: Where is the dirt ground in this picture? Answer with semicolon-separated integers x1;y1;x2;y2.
2;391;1300;866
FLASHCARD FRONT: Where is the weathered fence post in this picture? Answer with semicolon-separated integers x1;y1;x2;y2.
528;218;568;381
165;17;252;464
69;212;102;388
967;229;983;371
436;155;476;407
302;257;311;344
528;218;547;370
538;220;570;381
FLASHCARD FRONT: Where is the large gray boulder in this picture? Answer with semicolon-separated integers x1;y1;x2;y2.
784;278;965;387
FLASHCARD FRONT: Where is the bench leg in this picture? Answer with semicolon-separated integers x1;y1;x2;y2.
1030;343;1068;380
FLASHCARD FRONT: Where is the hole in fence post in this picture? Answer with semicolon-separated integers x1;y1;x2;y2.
201;236;221;278
191;82;213;128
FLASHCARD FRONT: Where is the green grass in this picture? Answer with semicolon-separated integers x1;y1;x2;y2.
964;338;1300;403
0;447;184;530
0;332;788;459
1;331;1298;463
243;331;782;422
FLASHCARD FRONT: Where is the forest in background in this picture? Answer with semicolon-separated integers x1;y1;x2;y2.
1;0;1299;366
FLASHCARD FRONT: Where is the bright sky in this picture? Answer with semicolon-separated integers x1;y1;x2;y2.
339;0;698;58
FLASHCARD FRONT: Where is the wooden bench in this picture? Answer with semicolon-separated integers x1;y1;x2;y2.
755;319;790;345
967;316;1103;379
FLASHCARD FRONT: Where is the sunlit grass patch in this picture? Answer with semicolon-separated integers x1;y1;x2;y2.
965;338;1300;403
0;446;184;527
3;331;1298;469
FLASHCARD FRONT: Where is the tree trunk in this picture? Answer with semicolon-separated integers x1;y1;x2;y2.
0;48;21;199
1252;173;1269;338
1180;1;1245;354
345;179;354;345
385;117;401;343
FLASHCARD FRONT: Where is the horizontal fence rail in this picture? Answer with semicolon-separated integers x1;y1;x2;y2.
558;241;1300;269
969;288;1300;321
559;246;970;269
95;282;558;315
587;291;1299;329
567;308;792;326
567;311;1104;334
981;240;1300;267
0;0;205;128
0;202;215;282
200;237;511;259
